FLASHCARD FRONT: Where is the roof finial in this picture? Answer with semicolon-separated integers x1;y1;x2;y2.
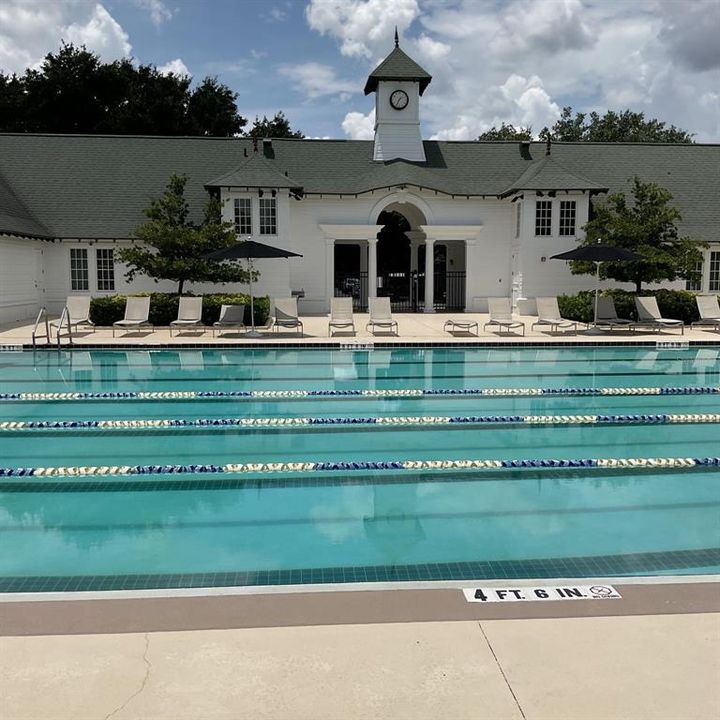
394;26;399;48
545;134;551;156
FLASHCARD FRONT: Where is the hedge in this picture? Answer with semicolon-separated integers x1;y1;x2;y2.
89;293;270;327
557;289;706;325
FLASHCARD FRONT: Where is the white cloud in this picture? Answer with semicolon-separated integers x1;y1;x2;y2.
279;62;356;99
306;0;420;58
342;109;375;139
157;58;190;76
0;1;131;75
133;0;173;27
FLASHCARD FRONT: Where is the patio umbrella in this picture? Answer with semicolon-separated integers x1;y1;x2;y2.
550;242;640;326
206;240;302;337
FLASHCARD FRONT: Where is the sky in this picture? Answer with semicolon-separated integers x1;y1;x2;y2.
1;0;719;141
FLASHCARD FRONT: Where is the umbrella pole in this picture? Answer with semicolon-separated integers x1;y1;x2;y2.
245;257;262;338
594;261;600;324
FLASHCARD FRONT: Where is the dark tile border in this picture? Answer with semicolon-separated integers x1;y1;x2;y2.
1;547;717;593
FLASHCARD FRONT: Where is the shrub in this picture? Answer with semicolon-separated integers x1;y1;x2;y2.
558;289;705;325
90;293;270;327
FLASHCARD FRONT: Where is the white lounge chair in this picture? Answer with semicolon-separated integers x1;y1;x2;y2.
170;296;204;336
482;298;525;335
328;297;355;336
272;297;303;334
113;296;153;337
366;297;398;335
635;297;684;335
444;318;478;335
531;297;579;334
213;304;246;336
692;295;720;331
50;295;94;338
594;296;636;332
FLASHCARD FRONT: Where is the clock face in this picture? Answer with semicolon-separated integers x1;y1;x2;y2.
390;89;409;110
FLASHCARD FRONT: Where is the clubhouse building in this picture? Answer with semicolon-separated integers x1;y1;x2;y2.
0;42;718;323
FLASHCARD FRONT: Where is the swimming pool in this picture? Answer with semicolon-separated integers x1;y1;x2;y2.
1;345;719;591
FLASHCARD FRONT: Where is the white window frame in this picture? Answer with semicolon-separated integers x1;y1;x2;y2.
96;248;115;291
70;247;89;291
535;200;552;236
259;196;277;235
233;197;252;235
709;251;720;292
559;200;577;236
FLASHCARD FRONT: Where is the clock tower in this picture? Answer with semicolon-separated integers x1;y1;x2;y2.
364;31;432;162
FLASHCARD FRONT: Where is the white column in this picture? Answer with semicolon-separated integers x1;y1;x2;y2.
464;239;476;312
424;237;435;313
367;237;378;301
326;238;335;313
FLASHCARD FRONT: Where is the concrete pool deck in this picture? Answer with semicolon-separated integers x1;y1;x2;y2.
2;312;719;346
1;583;718;720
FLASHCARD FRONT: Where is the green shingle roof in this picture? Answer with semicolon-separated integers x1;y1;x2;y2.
0;133;717;242
363;47;432;96
500;154;608;196
205;149;303;191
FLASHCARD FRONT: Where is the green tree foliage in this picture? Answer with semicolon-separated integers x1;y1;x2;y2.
540;107;694;143
574;177;705;292
0;44;246;136
117;175;249;295
247;111;304;138
478;123;532;141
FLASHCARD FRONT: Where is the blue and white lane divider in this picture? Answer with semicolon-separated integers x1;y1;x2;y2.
1;385;720;402
2;412;720;432
1;456;720;478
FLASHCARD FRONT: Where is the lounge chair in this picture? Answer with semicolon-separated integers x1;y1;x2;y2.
444;318;478;335
112;296;153;337
366;297;398;335
213;304;246;336
482;298;525;336
692;295;720;331
594;296;636;332
634;296;684;335
170;296;204;336
531;297;579;334
272;297;303;334
328;297;355;336
50;295;94;337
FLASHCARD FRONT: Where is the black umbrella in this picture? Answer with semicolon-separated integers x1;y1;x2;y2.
206;240;303;336
551;242;640;325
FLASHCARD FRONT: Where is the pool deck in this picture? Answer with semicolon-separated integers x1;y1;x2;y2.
1;582;718;719
2;312;718;347
2;315;719;717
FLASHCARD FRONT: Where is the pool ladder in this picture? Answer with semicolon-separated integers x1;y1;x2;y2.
31;306;74;348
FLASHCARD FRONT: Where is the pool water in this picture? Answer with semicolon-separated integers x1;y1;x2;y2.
1;346;719;591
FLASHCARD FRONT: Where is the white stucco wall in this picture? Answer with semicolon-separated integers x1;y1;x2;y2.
0;235;45;323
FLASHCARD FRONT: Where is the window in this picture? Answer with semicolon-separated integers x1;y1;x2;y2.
686;259;703;291
233;198;252;235
96;248;115;291
259;197;277;235
515;202;521;238
559;200;576;236
70;248;89;291
709;252;720;292
535;200;552;236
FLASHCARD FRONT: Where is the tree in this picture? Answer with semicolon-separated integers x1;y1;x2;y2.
573;177;705;292
478;123;532;141
117;175;249;295
247;111;304;138
0;43;246;136
540;107;694;143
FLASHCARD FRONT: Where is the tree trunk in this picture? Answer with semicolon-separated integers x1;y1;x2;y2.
635;277;642;294
178;279;185;295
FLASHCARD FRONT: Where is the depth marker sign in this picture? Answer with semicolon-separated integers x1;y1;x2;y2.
463;585;622;603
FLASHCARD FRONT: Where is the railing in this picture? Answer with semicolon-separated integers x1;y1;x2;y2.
31;307;50;348
334;271;466;312
54;306;73;348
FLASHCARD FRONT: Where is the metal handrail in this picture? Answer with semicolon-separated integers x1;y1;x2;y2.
31;307;50;348
55;306;73;348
